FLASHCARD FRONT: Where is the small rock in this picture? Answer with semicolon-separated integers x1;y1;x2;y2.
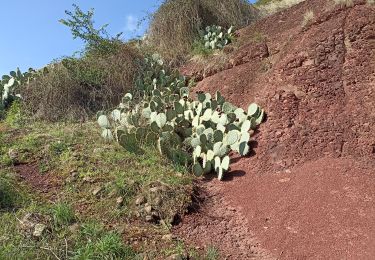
166;254;183;260
116;196;124;207
145;215;154;222
33;224;46;237
70;171;79;179
83;176;93;183
135;196;146;206
20;213;35;230
145;205;152;214
154;196;162;206
8;149;19;163
149;187;159;193
92;187;102;196
176;173;183;177
162;234;173;241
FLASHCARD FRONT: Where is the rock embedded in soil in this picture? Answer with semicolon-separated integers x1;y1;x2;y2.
33;224;46;237
92;186;102;196
135;196;146;205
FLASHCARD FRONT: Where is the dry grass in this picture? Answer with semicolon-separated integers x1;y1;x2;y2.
333;0;354;7
302;10;314;27
148;0;259;64
21;44;142;122
255;0;306;16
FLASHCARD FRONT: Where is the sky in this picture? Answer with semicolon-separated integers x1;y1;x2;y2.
0;0;255;76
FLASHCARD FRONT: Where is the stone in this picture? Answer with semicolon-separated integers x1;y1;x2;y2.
145;205;152;214
116;196;124;207
33;224;46;237
135;196;146;206
92;186;102;196
145;215;154;222
162;234;173;241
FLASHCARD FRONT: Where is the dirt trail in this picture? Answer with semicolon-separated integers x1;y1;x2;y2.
176;0;375;259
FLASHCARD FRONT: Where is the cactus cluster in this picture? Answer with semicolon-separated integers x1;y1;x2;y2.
97;54;265;180
200;25;235;50
0;67;49;111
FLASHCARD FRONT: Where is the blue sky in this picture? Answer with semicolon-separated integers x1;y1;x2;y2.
0;0;255;76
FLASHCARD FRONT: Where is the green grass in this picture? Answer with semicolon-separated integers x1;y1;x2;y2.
52;202;76;227
0;120;200;258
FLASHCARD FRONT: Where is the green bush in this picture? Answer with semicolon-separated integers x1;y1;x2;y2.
148;0;259;63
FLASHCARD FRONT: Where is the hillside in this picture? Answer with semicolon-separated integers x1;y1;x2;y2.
176;0;375;259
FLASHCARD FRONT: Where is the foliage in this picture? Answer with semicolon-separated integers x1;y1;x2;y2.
0;174;22;210
59;4;122;56
97;55;265;180
52;202;76;227
73;222;136;259
0;67;48;116
148;0;258;63
200;25;235;50
21;44;142;122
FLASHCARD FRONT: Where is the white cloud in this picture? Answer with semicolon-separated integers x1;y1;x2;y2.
124;15;138;32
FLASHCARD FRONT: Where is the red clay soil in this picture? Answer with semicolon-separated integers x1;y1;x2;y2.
15;164;61;200
176;0;375;259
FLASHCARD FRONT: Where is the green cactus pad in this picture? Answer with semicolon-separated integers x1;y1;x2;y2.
255;109;265;125
247;103;260;117
193;163;204;177
111;109;121;121
174;102;184;114
197;93;206;103
166;109;177;121
156;113;167;128
98;115;110;129
191;137;201;148
101;129;113;141
241;120;251;132
226;130;240;145
221;156;230;171
213;130;224;142
180;87;189;97
239;142;250;156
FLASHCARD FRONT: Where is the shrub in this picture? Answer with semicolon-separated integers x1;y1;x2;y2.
97;55;265;180
255;0;306;16
148;0;258;63
59;4;122;56
21;44;142;122
302;10;314;27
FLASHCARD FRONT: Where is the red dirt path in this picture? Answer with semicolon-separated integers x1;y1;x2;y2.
175;0;375;259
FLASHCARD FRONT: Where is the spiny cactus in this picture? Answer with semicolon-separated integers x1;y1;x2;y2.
200;25;235;50
97;54;265;180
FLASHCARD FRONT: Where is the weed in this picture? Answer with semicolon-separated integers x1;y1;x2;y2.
302;10;314;27
205;246;220;260
255;0;306;16
5;101;24;127
73;222;137;259
52;202;76;227
333;0;354;7
0;174;22;210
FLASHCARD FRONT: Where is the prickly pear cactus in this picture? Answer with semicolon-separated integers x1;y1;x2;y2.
97;54;265;180
200;25;235;50
1;67;48;112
